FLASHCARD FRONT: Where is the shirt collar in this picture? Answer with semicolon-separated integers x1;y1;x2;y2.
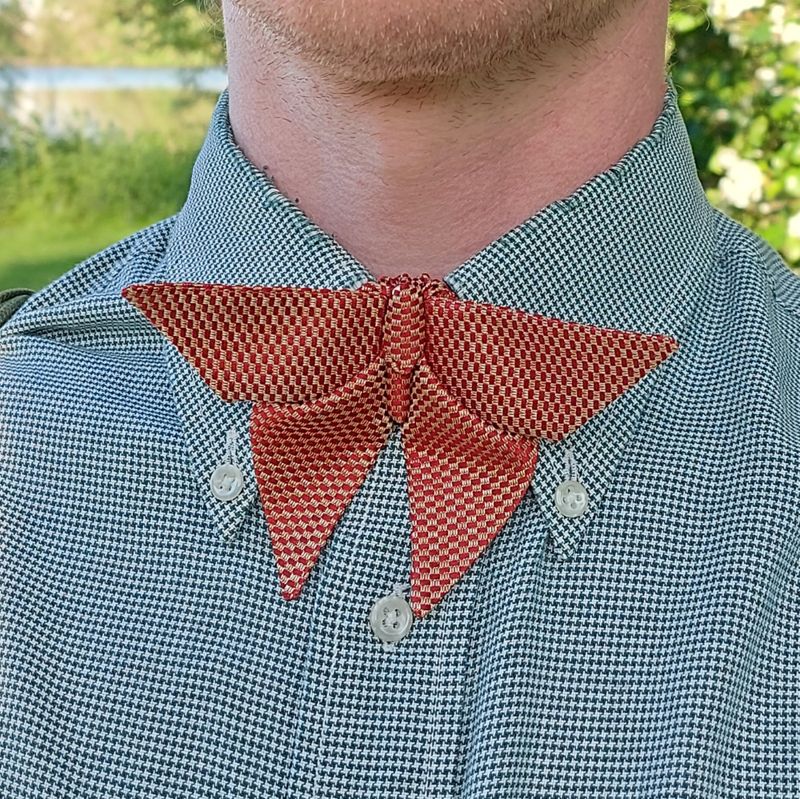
146;71;719;558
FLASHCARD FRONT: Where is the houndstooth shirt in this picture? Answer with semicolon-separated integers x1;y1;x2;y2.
2;72;799;798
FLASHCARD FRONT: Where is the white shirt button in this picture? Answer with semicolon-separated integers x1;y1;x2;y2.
369;590;413;644
210;463;244;502
554;478;589;518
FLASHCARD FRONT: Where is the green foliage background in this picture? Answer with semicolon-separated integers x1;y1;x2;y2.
668;0;800;265
1;0;799;290
7;0;223;66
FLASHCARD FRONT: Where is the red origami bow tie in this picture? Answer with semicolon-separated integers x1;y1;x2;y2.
123;273;678;618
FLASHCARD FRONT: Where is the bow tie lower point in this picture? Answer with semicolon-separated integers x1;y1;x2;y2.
122;273;679;618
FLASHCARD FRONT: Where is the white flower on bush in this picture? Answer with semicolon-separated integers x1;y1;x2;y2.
788;211;800;241
768;2;800;43
782;22;800;44
715;146;740;171
729;30;747;48
708;0;765;24
769;3;786;28
716;148;765;209
755;66;777;85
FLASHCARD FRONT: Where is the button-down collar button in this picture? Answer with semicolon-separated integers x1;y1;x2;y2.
555;478;589;518
369;590;414;644
210;463;244;502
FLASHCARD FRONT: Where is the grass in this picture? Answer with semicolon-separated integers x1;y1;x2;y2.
0;217;157;290
1;90;214;292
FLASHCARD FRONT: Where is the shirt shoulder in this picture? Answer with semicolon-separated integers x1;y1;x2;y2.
707;207;800;440
0;218;180;474
0;215;177;350
712;205;800;318
0;217;179;445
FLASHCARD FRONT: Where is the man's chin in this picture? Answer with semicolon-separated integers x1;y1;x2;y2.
226;0;633;93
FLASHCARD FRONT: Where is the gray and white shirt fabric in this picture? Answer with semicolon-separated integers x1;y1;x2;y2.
1;72;799;798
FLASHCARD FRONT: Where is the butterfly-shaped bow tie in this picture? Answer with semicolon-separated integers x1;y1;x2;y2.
123;273;678;618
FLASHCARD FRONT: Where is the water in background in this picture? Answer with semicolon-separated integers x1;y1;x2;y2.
11;66;228;92
6;66;227;137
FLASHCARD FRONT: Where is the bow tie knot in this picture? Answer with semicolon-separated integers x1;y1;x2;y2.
382;273;442;423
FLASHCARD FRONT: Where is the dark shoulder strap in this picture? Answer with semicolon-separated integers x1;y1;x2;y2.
0;288;35;328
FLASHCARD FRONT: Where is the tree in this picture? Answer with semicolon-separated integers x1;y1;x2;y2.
0;0;24;64
112;0;224;63
0;0;25;129
16;0;223;67
668;0;800;266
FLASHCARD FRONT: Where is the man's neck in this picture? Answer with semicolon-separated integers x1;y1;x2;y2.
225;0;669;280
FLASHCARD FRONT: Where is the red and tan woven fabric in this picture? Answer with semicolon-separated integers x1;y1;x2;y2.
123;274;678;618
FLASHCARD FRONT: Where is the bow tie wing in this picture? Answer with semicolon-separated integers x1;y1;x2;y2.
121;282;386;402
425;292;679;442
402;289;680;618
252;358;393;601
122;281;392;600
403;362;538;619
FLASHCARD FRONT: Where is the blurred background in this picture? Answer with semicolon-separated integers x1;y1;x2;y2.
0;0;799;291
